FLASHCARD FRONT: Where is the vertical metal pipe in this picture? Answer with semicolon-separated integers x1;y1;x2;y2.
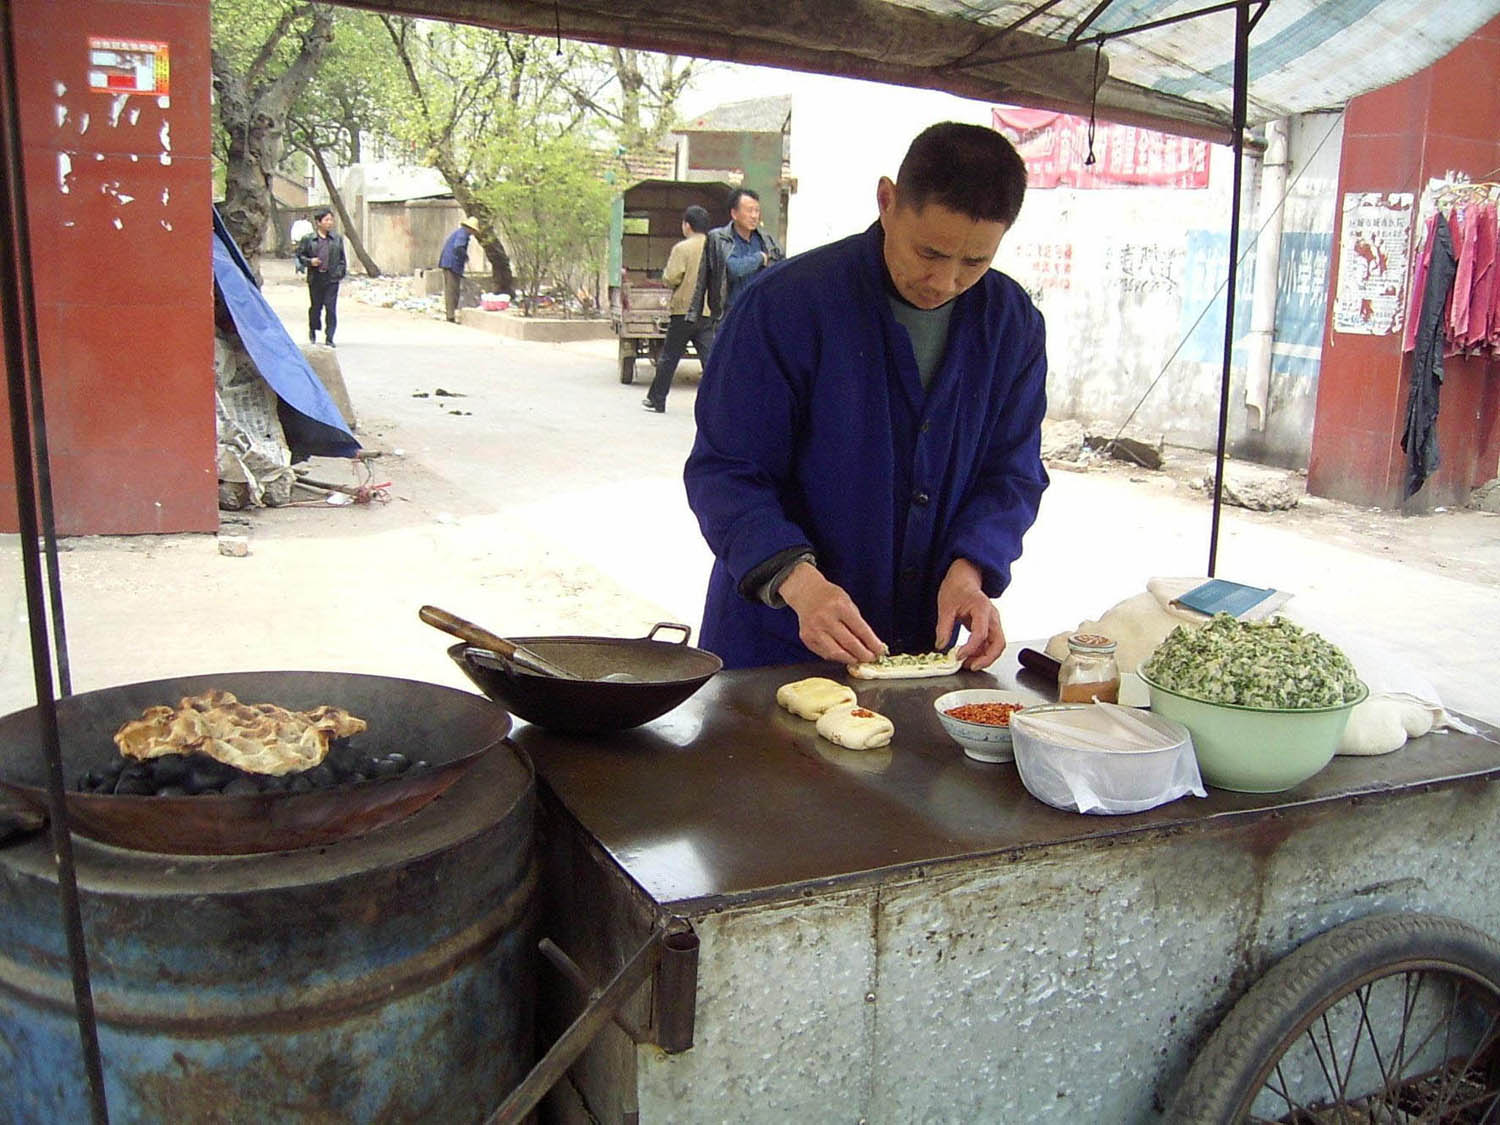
653;922;700;1053
1207;0;1252;577
0;3;68;697
0;1;107;1120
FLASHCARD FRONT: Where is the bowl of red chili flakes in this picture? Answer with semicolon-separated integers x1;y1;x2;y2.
934;689;1033;763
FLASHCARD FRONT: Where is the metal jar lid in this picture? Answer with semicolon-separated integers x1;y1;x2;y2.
1067;632;1117;653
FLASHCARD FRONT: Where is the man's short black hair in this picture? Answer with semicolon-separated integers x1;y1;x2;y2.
313;207;334;222
727;187;760;213
683;205;712;233
895;123;1028;226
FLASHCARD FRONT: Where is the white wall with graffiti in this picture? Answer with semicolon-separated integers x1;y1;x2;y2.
769;70;1343;469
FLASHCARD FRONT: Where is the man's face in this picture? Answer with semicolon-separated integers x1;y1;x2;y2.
731;194;761;233
876;177;1008;309
317;213;336;234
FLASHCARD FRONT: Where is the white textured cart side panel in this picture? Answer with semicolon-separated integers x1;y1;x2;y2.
636;888;878;1123
636;783;1500;1123
872;837;1259;1123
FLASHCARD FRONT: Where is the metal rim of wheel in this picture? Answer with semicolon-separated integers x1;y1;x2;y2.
1168;913;1500;1124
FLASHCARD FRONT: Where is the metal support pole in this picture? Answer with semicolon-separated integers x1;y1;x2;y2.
1207;0;1251;577
0;2;107;1120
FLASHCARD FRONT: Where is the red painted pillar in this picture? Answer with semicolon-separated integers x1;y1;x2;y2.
1307;16;1500;510
0;0;217;534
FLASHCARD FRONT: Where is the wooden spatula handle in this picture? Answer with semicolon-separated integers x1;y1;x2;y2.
419;605;519;660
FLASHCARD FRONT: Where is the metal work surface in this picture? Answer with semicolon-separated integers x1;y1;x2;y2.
514;649;1500;912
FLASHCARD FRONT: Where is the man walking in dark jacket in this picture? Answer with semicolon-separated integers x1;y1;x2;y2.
296;208;347;346
687;187;783;327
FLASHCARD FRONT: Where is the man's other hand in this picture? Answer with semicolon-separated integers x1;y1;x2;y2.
935;558;1005;670
779;562;885;665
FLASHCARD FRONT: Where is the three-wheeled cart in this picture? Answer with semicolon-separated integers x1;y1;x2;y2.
607;179;730;385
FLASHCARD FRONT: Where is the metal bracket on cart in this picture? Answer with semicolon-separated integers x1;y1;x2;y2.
488;915;700;1125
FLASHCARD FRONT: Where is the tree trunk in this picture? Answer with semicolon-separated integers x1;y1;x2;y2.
211;7;335;267
303;140;382;277
481;236;515;295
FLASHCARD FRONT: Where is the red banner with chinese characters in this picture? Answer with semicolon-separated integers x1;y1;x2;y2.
992;107;1209;189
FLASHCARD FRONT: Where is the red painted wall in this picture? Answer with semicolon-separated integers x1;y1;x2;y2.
1308;16;1500;510
0;0;216;534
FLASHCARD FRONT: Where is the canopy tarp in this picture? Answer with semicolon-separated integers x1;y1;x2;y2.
344;0;1500;141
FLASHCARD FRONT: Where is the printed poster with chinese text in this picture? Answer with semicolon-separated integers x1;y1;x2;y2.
1333;192;1413;335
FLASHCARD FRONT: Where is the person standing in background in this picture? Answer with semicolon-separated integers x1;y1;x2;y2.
295;208;347;346
439;217;482;323
290;216;314;276
687;187;784;329
643;205;715;414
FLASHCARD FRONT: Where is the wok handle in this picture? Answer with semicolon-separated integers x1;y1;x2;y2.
645;622;692;646
420;606;522;662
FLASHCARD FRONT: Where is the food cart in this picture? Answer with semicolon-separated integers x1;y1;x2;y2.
5;1;1500;1122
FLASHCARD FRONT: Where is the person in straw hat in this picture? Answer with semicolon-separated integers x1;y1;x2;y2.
438;216;483;322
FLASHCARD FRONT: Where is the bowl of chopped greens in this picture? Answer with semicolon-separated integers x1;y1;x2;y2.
1138;615;1367;793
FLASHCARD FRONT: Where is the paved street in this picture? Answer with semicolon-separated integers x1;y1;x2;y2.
2;259;1498;726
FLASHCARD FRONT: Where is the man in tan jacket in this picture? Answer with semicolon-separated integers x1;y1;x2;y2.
643;205;716;413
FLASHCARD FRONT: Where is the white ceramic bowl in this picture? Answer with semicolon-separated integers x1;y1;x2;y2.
1009;704;1203;814
933;690;1031;763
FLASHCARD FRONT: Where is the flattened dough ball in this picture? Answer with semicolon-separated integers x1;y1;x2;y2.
777;677;857;720
816;702;895;750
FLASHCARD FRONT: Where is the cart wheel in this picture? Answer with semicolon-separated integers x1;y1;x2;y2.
1167;913;1500;1124
619;354;635;384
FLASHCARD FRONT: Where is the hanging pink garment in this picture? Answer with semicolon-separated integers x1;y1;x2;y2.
1403;211;1439;353
1463;203;1496;349
1449;203;1480;345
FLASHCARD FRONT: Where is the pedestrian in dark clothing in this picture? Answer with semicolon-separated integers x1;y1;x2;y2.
687;188;784;329
295;208;347;346
439;217;482;322
643;205;716;413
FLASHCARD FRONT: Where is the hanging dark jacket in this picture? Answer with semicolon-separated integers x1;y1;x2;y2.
1401;212;1458;498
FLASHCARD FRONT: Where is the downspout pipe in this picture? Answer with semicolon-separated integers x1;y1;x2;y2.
1244;118;1289;432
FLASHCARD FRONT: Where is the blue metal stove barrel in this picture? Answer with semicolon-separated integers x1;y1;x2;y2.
0;681;535;1124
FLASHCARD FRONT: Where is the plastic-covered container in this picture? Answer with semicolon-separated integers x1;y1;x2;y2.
1010;704;1206;815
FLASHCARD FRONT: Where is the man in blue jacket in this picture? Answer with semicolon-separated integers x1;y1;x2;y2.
439;217;481;322
683;122;1048;671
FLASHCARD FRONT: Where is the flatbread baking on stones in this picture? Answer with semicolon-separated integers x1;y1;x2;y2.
847;649;961;680
815;702;895;749
776;677;858;720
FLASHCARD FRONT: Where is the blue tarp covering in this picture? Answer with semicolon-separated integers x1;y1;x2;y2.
211;208;360;458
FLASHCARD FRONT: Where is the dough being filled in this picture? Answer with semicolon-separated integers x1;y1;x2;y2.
816;702;895;750
847;650;961;680
776;677;857;720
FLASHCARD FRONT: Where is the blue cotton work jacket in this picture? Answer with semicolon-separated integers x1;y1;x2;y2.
684;221;1050;669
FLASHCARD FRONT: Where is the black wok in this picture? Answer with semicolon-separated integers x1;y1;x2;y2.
0;670;511;855
448;623;721;734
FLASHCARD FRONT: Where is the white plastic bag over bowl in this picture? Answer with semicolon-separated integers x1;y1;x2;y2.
1010;704;1206;815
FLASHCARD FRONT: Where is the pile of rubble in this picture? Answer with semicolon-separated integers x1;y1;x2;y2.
349;275;444;318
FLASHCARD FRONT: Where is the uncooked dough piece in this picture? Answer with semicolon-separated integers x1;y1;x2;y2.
815;702;895;749
1337;698;1408;756
776;677;858;720
847;650;961;680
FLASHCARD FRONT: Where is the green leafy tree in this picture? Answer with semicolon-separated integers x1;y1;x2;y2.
211;0;335;264
482;132;612;315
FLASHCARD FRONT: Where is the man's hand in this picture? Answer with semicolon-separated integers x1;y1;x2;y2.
935;558;1006;670
779;562;885;665
309;258;321;267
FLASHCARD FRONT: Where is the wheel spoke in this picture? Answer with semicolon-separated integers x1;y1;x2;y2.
1353;983;1397;1104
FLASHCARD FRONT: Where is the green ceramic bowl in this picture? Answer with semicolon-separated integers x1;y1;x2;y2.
1137;672;1368;793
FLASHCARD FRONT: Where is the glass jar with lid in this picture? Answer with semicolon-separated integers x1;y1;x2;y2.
1058;632;1121;704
